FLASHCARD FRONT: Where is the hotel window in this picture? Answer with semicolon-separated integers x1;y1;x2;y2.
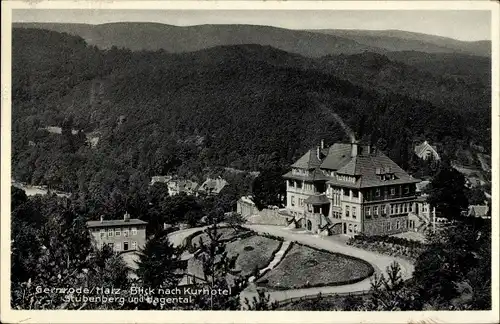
291;196;296;206
375;188;380;197
100;229;105;238
297;181;303;189
396;221;400;230
114;242;121;252
115;229;121;237
288;180;294;187
343;188;350;196
132;241;137;250
123;229;129;237
348;224;353;233
132;227;138;236
365;207;371;219
107;229;113;237
354;225;358;233
386;222;392;231
391;204;395;215
352;207;357;219
404;186;410;194
374;206;379;217
352;190;359;198
390;187;396;195
345;205;350;217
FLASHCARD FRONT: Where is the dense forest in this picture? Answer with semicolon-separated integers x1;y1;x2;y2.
11;28;490;218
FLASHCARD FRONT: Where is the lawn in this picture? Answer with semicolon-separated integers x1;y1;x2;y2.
226;235;282;277
191;226;249;248
256;244;374;290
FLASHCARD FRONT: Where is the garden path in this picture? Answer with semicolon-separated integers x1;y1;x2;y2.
167;224;415;307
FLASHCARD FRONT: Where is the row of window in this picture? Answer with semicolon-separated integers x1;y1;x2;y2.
288;180;303;189
288;180;317;192
99;241;138;251
291;168;309;175
337;174;356;183
332;211;342;219
365;186;411;200
364;203;413;218
99;227;138;238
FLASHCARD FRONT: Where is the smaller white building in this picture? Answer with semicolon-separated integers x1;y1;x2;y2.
414;140;440;161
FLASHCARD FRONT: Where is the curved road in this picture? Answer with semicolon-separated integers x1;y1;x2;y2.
168;224;415;304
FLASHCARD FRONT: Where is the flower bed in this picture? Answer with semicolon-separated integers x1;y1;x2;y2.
226;235;282;277
256;243;374;290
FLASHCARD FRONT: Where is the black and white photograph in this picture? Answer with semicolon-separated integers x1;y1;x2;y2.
1;1;498;323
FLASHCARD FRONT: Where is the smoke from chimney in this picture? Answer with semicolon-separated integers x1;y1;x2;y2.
321;139;325;149
317;102;357;144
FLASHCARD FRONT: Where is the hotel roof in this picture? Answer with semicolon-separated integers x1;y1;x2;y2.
287;142;420;189
87;219;147;228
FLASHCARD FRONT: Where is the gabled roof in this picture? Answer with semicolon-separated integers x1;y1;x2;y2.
287;142;419;189
175;180;200;192
468;205;489;217
416;180;431;193
291;149;323;169
198;177;227;194
319;143;352;170
414;140;439;157
332;152;420;188
335;156;362;175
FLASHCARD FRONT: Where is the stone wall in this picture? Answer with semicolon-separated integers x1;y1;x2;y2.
237;198;290;226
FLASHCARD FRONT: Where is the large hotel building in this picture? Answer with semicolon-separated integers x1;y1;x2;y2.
282;140;422;236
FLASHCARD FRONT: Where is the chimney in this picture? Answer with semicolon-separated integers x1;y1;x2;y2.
124;212;130;222
163;223;168;230
320;139;325;149
316;146;321;160
100;215;104;223
351;139;358;158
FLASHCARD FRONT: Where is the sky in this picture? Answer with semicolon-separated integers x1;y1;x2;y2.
13;9;491;41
